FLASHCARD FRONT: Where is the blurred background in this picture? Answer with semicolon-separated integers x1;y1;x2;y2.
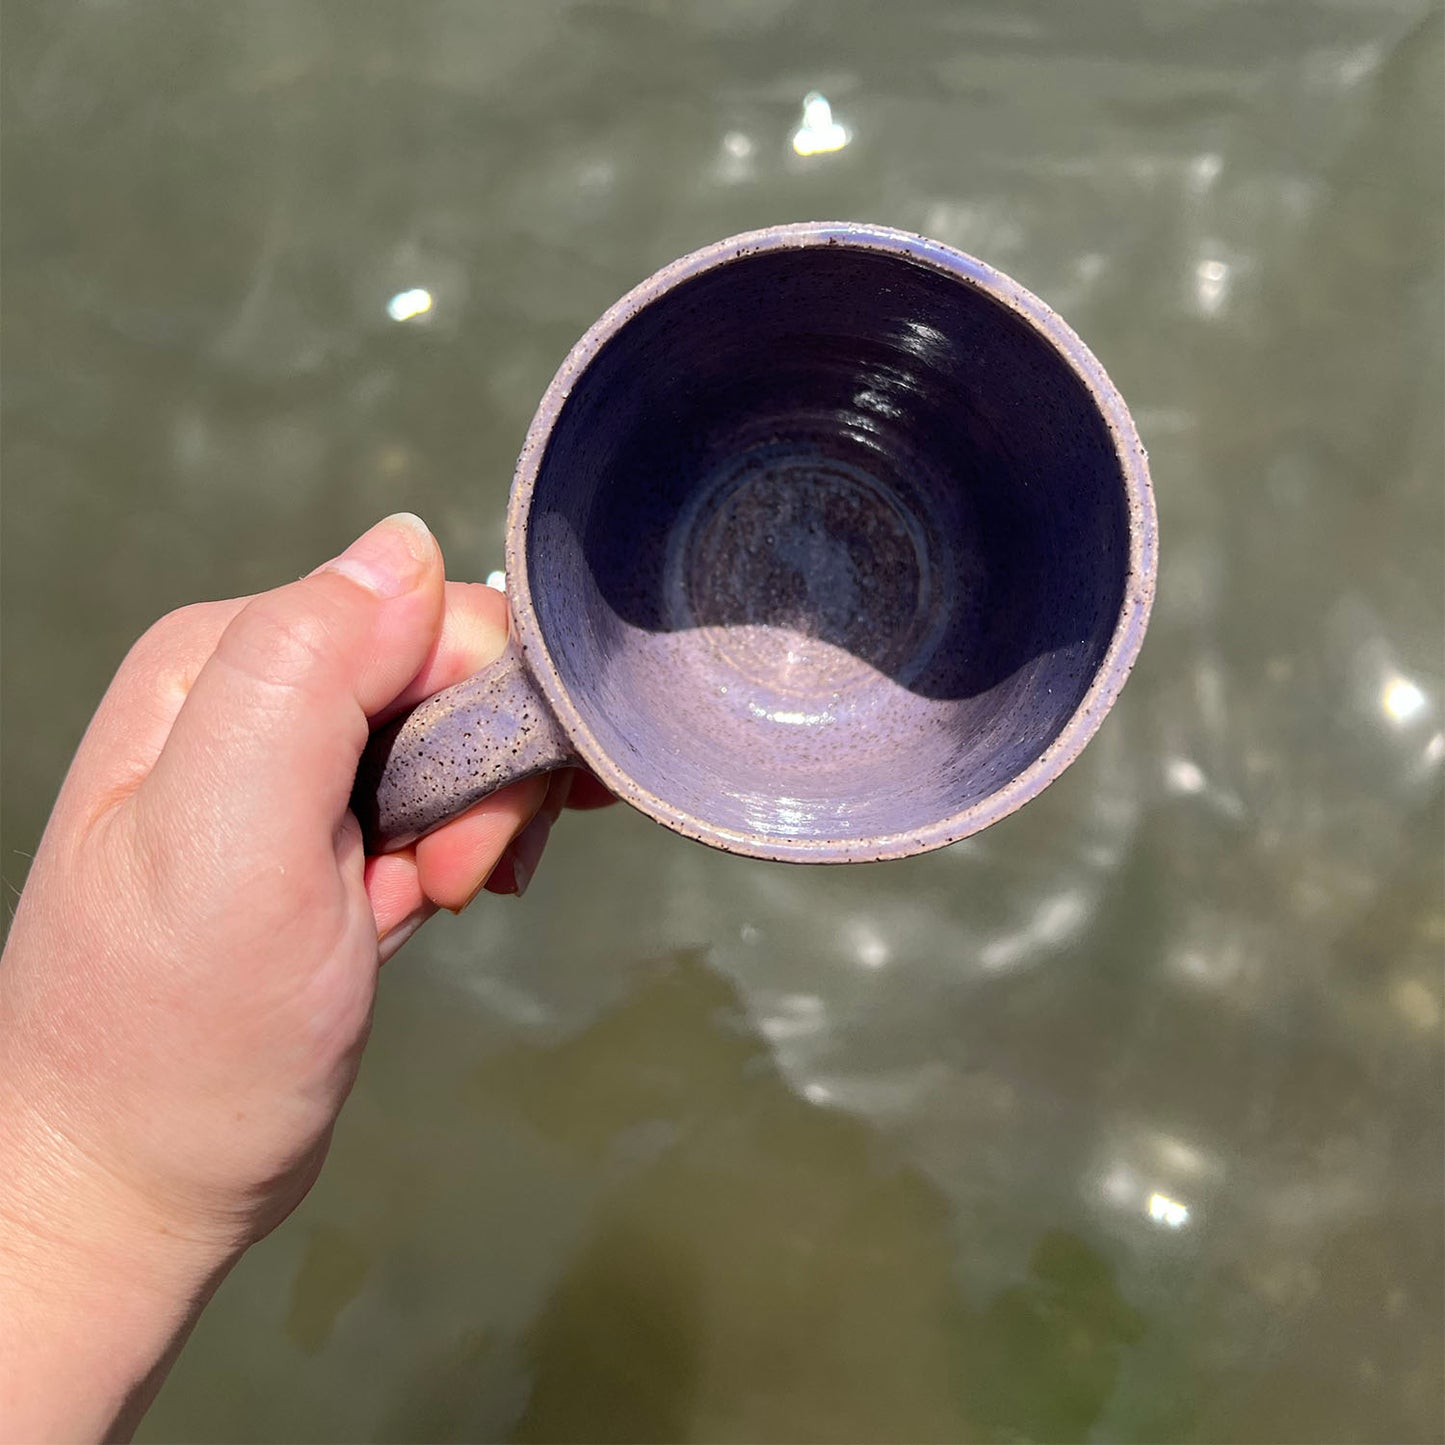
2;2;1442;1441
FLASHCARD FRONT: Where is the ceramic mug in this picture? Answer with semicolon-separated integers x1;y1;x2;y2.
352;221;1156;863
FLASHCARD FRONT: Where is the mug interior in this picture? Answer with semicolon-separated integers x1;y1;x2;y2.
523;239;1134;851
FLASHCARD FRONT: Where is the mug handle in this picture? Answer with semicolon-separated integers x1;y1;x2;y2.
350;636;576;853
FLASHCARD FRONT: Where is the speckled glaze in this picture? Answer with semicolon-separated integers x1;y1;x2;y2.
353;638;575;850
354;221;1156;862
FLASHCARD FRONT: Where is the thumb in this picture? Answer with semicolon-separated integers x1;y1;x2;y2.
138;514;445;851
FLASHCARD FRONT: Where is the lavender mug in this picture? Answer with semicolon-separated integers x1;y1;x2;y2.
352;222;1156;863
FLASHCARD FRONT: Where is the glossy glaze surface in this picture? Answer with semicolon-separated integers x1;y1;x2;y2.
362;223;1154;860
2;3;1440;1442
511;224;1153;860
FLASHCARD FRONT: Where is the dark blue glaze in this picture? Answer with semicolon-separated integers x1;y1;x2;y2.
355;223;1156;862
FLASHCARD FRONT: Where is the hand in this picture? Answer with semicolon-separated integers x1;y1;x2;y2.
0;514;604;1441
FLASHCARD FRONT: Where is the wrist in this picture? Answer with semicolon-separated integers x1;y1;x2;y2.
0;1072;239;1442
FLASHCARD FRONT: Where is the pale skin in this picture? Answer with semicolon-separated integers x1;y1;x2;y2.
0;514;608;1442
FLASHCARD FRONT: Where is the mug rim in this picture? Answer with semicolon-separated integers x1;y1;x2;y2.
504;220;1157;864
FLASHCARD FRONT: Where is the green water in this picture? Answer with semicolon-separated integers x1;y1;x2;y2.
2;3;1442;1440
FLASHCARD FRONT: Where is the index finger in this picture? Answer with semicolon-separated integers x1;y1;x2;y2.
372;580;510;722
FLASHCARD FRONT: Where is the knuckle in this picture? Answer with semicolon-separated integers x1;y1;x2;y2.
130;602;212;662
223;594;335;691
111;602;219;709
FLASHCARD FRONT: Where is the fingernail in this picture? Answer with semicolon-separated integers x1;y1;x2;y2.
450;861;497;907
508;810;556;898
320;513;434;598
378;905;431;963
